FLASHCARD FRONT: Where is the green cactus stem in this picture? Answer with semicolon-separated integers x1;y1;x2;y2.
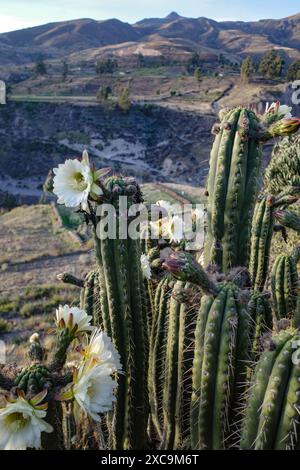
203;107;300;273
190;282;252;450
57;272;84;288
247;292;273;358
148;277;173;440
240;329;300;450
80;270;104;328
204;108;262;272
250;191;299;293
50;328;73;372
93;175;149;450
148;279;198;450
271;253;299;320
249;196;275;291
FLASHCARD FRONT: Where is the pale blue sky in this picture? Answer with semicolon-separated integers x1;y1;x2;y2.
0;0;299;33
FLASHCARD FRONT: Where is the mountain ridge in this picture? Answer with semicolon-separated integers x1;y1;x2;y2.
1;11;300;66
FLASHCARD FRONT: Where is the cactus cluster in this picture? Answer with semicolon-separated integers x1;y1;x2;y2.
1;103;300;450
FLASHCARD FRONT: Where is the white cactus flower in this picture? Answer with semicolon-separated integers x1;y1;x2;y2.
72;361;117;422
53;150;102;211
156;200;172;215
53;152;93;210
265;102;292;119
140;254;152;280
0;393;52;450
56;305;93;336
278;104;292;119
83;328;122;373
166;215;185;243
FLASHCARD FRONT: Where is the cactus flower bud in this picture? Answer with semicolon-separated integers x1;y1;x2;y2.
29;333;40;344
274;209;300;233
162;251;218;295
268;118;300;138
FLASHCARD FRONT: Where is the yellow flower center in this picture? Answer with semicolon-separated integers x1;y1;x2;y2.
5;412;30;431
72;172;88;192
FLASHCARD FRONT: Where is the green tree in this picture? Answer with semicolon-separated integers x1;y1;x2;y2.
96;85;112;101
137;53;145;68
287;60;300;81
96;58;118;75
194;67;202;84
258;50;285;79
186;52;201;74
240;56;256;83
118;87;131;112
35;58;47;76
62;61;68;81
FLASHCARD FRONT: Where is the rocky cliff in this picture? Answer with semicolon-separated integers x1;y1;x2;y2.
0;101;215;201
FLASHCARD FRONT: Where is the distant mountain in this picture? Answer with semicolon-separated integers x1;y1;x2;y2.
134;12;300;57
1;12;300;66
0;18;140;50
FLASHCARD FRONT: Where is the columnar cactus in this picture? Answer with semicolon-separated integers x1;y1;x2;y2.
203;107;300;274
247;292;273;357
93;176;149;450
190;282;252;450
148;278;198;450
148;277;174;441
249;195;275;291
80;270;104;328
162;282;198;450
271;252;299;320
240;329;300;450
250;191;299;292
203;108;262;272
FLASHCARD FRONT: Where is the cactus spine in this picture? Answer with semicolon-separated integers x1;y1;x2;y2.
241;330;300;450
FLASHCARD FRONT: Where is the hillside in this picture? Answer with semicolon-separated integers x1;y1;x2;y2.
1;11;300;70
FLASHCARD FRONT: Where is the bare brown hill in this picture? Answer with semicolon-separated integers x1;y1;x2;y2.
1;12;300;67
